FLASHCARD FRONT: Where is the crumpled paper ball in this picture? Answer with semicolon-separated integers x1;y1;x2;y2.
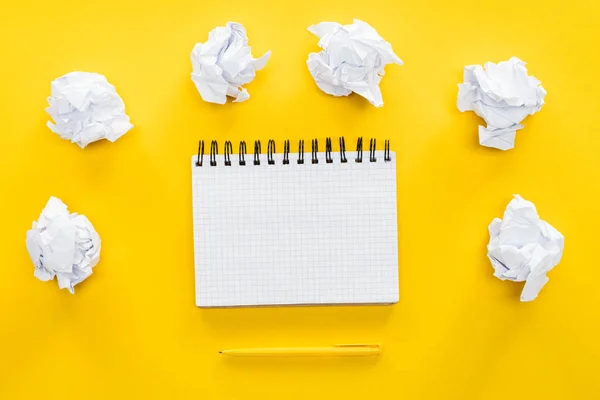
457;57;546;150
190;22;271;104
487;195;564;302
306;19;403;107
46;71;133;149
25;197;101;294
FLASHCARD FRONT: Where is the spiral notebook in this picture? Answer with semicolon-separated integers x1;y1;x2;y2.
191;137;399;307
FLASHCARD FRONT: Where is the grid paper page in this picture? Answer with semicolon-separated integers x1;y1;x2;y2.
191;150;398;307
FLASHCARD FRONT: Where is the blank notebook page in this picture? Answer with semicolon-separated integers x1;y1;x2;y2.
191;151;398;307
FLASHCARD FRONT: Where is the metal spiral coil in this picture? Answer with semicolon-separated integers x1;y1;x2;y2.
194;137;391;166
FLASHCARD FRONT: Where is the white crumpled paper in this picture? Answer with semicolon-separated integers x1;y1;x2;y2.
457;57;546;150
46;71;133;148
306;19;403;107
487;195;564;302
190;22;271;104
26;197;101;294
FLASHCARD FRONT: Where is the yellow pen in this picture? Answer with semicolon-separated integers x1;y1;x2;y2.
219;344;381;357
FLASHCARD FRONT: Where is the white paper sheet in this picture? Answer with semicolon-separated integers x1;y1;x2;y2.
190;22;271;104
191;151;399;307
307;19;403;107
457;57;546;150
487;195;564;302
26;197;101;293
46;72;133;148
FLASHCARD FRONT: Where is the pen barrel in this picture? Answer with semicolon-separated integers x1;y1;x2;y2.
221;347;380;357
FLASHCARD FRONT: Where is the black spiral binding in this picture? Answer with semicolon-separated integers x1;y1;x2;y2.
254;140;261;165
369;138;377;162
298;140;304;164
210;140;218;166
355;137;363;163
196;140;204;166
283;140;290;165
224;141;232;166
339;137;347;163
384;140;391;162
267;140;275;165
239;141;246;166
194;137;391;167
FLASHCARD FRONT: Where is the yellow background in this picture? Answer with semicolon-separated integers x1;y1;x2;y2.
1;0;599;398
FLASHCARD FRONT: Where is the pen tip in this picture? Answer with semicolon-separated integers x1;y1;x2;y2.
219;351;223;354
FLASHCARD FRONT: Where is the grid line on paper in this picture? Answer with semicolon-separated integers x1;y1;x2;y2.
191;151;399;307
